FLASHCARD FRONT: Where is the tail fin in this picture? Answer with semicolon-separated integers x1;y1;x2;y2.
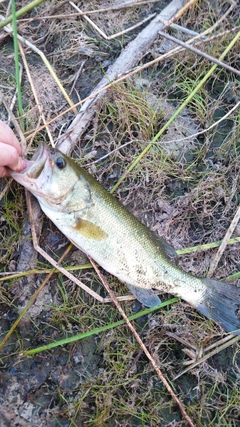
196;278;240;335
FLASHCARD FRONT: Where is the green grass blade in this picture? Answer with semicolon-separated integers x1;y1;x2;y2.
176;237;240;255
23;297;178;355
0;0;45;29
110;30;240;193
11;0;23;116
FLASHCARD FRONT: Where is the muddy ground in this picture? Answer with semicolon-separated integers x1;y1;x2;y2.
0;1;240;426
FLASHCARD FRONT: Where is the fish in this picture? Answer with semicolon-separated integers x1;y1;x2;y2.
9;144;240;335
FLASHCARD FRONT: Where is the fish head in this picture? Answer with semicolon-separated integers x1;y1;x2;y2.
9;144;80;210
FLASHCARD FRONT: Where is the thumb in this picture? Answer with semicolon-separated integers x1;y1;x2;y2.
10;156;26;172
0;143;26;171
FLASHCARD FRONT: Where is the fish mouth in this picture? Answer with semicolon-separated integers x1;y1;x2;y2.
10;143;49;179
27;143;48;179
8;144;53;196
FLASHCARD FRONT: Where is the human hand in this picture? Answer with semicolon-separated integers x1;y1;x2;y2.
0;120;26;178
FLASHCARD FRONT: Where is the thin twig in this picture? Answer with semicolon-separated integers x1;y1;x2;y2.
58;0;194;154
18;42;55;146
174;334;240;380
0;14;78;115
166;331;236;365
0;225;73;352
0;0;45;29
110;29;240;193
69;61;85;96
0;0;70;41
25;27;240;144
18;0;159;21
0;178;12;202
166;0;198;27
0;90;25;201
89;257;195;427
208;204;240;277
84;101;240;166
0;89;26;154
9;62;23;114
158;30;240;77
70;1;156;40
169;23;204;37
161;0;236;41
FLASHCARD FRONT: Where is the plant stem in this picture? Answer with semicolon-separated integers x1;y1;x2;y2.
11;0;23;117
0;0;45;29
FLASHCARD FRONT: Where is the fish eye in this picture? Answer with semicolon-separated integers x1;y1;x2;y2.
55;157;66;169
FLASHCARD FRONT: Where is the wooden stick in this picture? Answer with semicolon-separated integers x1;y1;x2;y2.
57;0;186;154
158;30;240;76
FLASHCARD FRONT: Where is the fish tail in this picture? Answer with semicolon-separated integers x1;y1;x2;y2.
196;278;240;335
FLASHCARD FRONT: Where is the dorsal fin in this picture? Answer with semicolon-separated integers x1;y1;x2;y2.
147;228;177;260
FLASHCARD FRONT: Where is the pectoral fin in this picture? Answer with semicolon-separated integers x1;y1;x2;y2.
126;284;161;307
74;218;108;240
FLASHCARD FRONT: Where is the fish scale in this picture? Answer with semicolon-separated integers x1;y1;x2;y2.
9;144;240;335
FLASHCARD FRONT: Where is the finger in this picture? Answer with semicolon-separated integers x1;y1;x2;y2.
0;120;22;155
0;166;8;178
0;142;26;170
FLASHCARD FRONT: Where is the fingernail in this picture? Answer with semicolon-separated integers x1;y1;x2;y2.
14;158;27;172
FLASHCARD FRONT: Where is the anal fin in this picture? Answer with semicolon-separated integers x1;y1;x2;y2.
126;284;161;307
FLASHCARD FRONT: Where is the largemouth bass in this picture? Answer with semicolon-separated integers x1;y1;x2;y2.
9;144;240;334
